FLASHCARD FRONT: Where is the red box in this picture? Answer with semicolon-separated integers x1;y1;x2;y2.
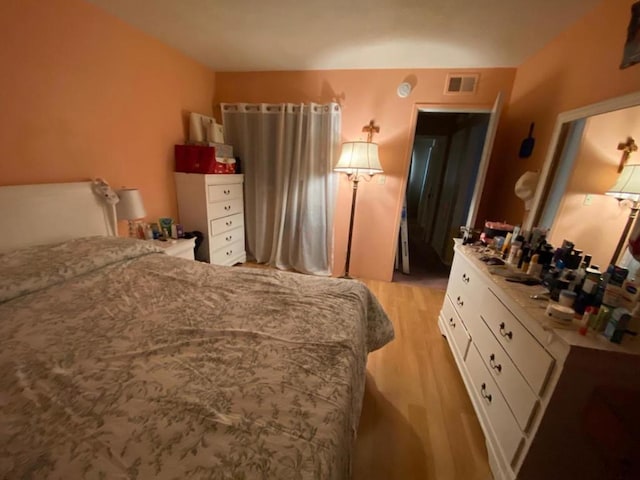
175;145;236;174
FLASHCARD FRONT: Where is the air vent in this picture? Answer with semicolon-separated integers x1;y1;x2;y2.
445;73;479;95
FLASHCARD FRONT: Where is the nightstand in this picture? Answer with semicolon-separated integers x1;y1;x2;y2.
151;238;196;260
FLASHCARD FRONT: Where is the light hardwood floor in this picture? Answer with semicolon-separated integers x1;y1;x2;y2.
240;263;490;478
354;279;491;480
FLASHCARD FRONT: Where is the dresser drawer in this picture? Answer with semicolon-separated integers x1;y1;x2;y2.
441;295;471;360
466;344;524;466
481;290;554;395
211;239;245;265
210;226;245;252
448;254;484;319
471;316;538;430
210;213;244;236
207;183;243;203
208;198;243;219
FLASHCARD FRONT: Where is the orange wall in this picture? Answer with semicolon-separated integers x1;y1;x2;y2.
214;69;516;280
548;106;640;267
481;0;640;229
0;0;215;228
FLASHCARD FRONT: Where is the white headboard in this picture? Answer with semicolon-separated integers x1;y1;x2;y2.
0;181;117;253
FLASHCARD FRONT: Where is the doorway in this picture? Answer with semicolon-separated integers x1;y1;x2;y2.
394;111;491;287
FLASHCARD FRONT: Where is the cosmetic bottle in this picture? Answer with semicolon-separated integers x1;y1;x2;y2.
507;235;524;265
573;267;601;315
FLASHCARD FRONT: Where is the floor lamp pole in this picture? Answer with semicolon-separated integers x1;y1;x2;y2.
343;176;360;279
611;201;640;266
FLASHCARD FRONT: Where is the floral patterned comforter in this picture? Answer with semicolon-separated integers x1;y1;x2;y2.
0;237;394;479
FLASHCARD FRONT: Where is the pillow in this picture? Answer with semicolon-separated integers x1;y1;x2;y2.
0;236;163;303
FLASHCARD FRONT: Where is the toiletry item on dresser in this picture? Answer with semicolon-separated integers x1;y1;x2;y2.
621;279;639;310
604;308;631;344
527;254;542;277
559;289;577;307
573;267;602;315
501;232;513;256
600;265;629;308
609;265;629;287
579;306;597;335
591;304;613;332
507;235;524;265
540;244;555;267
521;248;532;273
572;258;589;292
565;249;583;270
546;303;575;321
550;279;570;302
627;304;640;340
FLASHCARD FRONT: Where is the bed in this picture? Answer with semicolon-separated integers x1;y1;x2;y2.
0;182;394;479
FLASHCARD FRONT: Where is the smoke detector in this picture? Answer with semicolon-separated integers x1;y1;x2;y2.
397;82;412;98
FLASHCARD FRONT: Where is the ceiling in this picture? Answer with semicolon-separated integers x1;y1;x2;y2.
87;0;600;72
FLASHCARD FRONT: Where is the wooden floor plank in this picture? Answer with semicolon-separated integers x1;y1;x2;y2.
354;279;490;480
240;263;489;478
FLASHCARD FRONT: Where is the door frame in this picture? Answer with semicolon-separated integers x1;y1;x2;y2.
526;90;640;231
393;100;501;272
396;99;504;236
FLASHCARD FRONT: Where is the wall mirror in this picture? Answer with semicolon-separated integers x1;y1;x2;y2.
527;90;640;274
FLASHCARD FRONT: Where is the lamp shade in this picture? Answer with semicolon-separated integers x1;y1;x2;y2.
334;141;383;176
116;188;146;220
606;164;640;201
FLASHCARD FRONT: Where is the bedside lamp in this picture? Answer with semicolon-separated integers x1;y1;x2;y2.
334;130;383;278
116;188;146;238
606;164;640;264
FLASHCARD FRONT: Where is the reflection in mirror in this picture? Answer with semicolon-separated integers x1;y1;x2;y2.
529;91;640;277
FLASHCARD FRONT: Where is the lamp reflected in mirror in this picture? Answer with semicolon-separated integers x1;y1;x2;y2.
606;164;640;265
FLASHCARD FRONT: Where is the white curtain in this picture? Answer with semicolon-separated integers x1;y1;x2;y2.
221;103;341;275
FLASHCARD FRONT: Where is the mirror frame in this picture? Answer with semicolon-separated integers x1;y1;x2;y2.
526;90;640;232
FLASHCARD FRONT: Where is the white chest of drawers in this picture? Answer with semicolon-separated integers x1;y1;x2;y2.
440;242;640;480
174;173;246;266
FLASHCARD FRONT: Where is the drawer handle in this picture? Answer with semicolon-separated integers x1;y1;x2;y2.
489;354;502;373
480;383;492;403
499;322;513;340
224;189;231;195
225;235;232;241
225;220;233;226
224;205;231;211
456;296;464;307
462;273;470;284
448;317;455;328
226;250;233;256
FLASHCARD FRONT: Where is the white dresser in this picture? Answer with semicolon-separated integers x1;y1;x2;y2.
174;173;246;266
440;242;640;480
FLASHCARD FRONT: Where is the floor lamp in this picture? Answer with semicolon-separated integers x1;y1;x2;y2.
334;138;383;278
606;164;640;265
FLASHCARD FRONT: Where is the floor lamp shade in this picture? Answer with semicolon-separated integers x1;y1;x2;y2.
334;142;383;278
606;164;640;265
334;142;383;176
606;164;640;200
